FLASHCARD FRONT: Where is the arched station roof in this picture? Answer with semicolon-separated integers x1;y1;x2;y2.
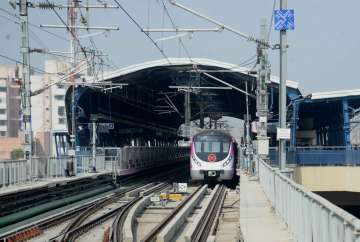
100;58;299;90
66;58;302;147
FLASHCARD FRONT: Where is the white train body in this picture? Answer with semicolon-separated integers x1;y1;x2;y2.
190;130;237;181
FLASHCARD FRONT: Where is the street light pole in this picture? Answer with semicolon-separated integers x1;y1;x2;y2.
279;0;288;171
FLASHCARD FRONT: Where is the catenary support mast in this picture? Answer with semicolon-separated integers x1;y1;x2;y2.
279;0;288;171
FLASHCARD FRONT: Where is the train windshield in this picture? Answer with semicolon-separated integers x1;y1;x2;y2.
194;134;231;162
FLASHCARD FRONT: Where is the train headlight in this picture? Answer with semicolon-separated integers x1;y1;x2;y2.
192;156;202;167
223;156;233;167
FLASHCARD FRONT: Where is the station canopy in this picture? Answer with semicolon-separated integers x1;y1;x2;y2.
65;58;301;147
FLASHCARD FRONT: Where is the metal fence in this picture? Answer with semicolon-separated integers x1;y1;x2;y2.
0;146;189;188
0;159;28;188
258;159;360;242
0;156;114;188
269;147;360;166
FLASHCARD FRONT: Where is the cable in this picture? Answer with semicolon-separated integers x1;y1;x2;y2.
159;0;193;62
147;0;151;30
237;54;257;67
0;10;91;71
0;52;87;83
0;7;69;42
78;4;118;73
0;13;19;24
44;0;92;68
0;53;49;75
267;0;277;42
160;1;166;51
112;0;171;63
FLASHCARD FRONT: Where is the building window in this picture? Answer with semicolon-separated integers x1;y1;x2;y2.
54;95;64;101
59;118;66;124
0;120;7;126
58;106;65;116
0;109;4;114
0;131;6;136
0;87;6;92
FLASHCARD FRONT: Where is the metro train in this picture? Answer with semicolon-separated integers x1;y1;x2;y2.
190;130;238;182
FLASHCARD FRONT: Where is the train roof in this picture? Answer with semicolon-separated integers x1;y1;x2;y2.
193;130;232;138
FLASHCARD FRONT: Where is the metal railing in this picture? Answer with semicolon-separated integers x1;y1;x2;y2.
0;159;28;188
258;159;360;242
269;146;360;166
0;146;189;189
0;156;114;188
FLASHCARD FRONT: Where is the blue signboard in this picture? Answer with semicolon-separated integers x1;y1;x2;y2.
274;9;295;31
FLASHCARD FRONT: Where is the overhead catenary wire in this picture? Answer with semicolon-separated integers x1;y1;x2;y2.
77;5;117;73
141;1;256;100
158;0;193;62
0;7;69;42
0;8;106;77
44;0;92;68
0;52;51;75
267;0;277;42
112;0;171;63
0;52;88;84
153;1;258;75
0;12;72;66
0;51;91;97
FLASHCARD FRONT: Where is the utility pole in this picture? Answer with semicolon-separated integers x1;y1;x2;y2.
36;1;118;174
256;19;270;158
244;81;252;172
184;90;191;139
68;0;78;170
9;0;33;176
91;120;97;172
279;0;288;171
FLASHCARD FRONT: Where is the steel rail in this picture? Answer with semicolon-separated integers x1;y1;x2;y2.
1;164;188;242
208;186;227;239
111;196;143;242
192;185;227;242
58;167;186;242
52;183;153;242
57;202;128;242
55;182;168;242
140;185;204;242
111;182;171;242
49;167;185;241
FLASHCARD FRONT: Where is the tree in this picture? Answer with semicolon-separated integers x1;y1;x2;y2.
11;148;24;160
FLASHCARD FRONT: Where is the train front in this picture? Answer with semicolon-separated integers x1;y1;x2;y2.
190;131;236;182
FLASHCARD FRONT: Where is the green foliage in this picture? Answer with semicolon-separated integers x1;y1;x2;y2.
11;148;24;160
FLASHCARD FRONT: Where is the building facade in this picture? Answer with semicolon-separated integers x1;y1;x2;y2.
0;65;22;159
31;60;69;156
0;60;72;158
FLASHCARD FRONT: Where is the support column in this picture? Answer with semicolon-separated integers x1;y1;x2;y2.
184;91;191;139
279;0;288;170
290;100;299;147
255;19;270;165
91;119;97;172
18;1;33;179
342;99;351;150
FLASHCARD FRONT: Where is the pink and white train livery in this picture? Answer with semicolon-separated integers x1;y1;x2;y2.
190;130;238;182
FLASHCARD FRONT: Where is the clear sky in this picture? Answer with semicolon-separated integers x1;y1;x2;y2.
0;0;359;94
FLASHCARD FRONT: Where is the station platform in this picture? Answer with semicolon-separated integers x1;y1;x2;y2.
0;171;111;196
239;173;293;242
